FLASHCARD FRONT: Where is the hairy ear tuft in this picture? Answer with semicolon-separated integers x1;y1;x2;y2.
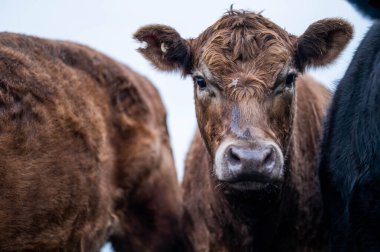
134;25;191;72
295;18;353;71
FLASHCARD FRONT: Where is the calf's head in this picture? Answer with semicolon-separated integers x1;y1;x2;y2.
135;10;352;191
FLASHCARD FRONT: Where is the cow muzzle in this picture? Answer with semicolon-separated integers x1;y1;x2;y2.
214;139;284;190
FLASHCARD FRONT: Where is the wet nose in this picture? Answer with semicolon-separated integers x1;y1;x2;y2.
225;145;276;178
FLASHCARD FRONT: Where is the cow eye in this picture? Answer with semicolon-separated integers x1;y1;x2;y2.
194;76;207;89
285;73;296;87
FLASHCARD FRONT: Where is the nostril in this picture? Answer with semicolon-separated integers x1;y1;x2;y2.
228;147;241;165
262;147;276;170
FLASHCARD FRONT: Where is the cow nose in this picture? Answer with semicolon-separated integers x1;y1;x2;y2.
225;145;276;176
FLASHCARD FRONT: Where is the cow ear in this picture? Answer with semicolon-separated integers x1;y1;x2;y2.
295;19;353;71
134;25;191;73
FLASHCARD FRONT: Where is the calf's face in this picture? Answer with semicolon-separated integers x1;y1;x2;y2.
135;10;352;191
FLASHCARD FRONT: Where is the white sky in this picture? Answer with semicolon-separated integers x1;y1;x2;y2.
0;1;372;251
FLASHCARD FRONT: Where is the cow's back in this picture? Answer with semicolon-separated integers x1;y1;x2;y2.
0;33;182;251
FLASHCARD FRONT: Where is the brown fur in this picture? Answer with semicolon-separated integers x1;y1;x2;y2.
135;9;352;252
190;11;294;94
0;32;184;252
182;76;331;251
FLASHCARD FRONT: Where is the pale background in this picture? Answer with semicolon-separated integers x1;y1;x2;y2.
0;1;372;251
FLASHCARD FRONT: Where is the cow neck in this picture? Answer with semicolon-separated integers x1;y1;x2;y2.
206;154;285;249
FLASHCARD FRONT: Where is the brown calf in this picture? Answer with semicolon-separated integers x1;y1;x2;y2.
0;33;184;252
135;10;352;251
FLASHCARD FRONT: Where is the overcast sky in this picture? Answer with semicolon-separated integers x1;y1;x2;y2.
0;1;372;251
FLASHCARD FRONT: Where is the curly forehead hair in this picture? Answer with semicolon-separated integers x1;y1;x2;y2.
190;9;295;98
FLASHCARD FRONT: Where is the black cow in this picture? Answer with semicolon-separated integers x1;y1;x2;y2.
319;1;380;251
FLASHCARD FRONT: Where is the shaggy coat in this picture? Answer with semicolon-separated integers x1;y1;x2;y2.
135;10;352;252
182;76;331;251
319;1;380;250
0;33;184;252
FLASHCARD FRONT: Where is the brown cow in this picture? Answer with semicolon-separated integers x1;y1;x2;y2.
0;32;186;252
135;10;352;251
